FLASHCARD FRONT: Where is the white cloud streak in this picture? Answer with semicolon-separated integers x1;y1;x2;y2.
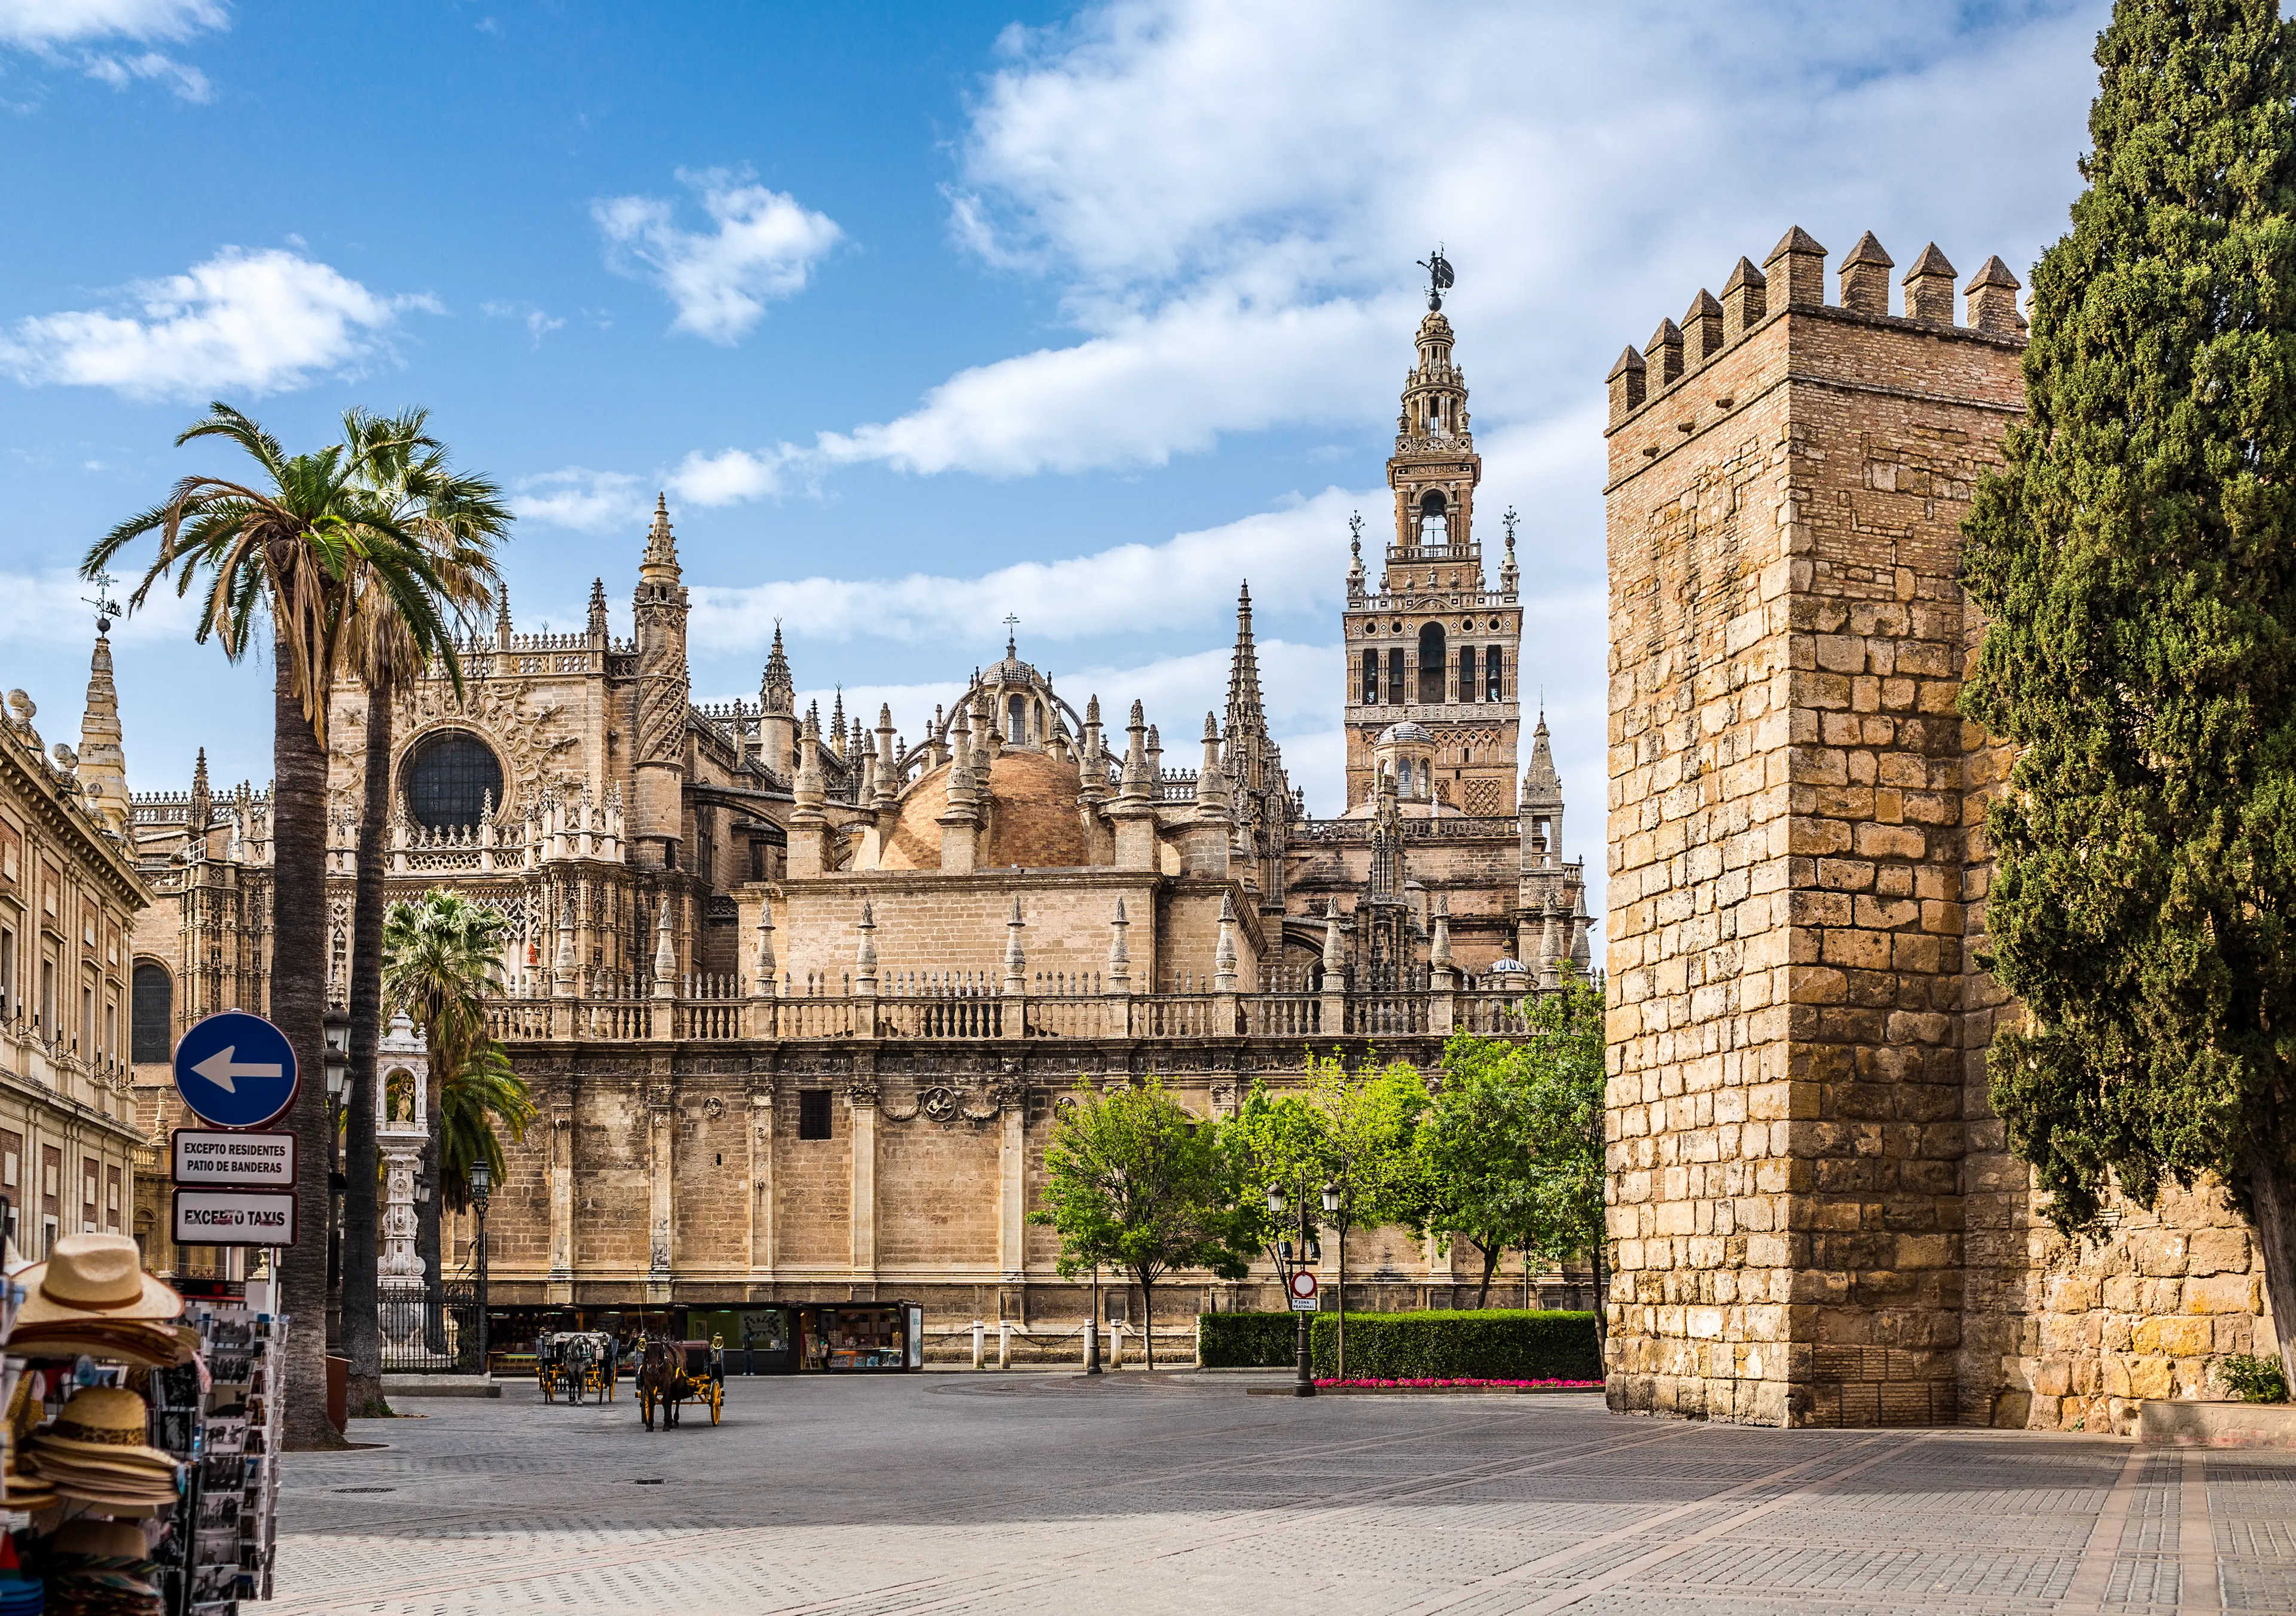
593;167;842;344
80;47;206;99
0;0;222;44
684;486;1364;657
0;248;434;400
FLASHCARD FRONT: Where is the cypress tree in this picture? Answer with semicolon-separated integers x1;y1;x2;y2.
1960;0;2296;1385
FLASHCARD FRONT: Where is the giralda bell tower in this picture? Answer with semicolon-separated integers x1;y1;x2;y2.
1341;252;1524;813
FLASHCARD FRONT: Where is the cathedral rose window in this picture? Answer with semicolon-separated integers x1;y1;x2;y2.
402;729;505;832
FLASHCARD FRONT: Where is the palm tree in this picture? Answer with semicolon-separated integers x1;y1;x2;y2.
85;403;459;1451
335;410;508;1418
381;888;521;1343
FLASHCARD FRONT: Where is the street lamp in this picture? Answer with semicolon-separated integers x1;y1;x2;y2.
1266;1182;1320;1397
322;1024;347;1351
470;1160;491;1377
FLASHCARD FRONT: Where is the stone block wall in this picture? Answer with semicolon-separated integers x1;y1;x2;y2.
1604;227;2277;1428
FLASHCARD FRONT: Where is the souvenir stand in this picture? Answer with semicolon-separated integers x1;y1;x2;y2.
0;1233;283;1616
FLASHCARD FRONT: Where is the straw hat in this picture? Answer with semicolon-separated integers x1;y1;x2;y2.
30;1388;179;1477
14;1235;179;1328
50;1519;146;1559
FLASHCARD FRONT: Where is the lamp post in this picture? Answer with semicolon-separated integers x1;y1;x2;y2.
322;1023;347;1350
469;1160;491;1377
1084;1263;1101;1376
1266;1180;1338;1398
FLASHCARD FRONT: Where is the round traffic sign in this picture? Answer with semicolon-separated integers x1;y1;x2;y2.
1289;1269;1318;1301
173;1010;300;1130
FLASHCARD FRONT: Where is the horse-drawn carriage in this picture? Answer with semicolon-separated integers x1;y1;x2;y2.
636;1336;725;1428
536;1331;618;1404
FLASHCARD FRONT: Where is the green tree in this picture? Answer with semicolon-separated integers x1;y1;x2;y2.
86;404;456;1450
381;888;524;1336
1420;972;1607;1320
1231;1058;1424;1380
1956;0;2296;1383
1030;1077;1255;1370
335;408;508;1419
1413;1048;1538;1307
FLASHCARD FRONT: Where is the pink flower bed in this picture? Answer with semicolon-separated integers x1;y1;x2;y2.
1313;1376;1603;1389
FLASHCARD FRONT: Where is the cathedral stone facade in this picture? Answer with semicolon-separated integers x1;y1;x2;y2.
117;304;1590;1327
1604;227;2278;1432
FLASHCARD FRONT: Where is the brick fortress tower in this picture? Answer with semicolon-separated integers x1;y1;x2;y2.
1341;255;1525;817
1603;227;2030;1425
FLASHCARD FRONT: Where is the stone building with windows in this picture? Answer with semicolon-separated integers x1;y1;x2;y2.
0;632;150;1261
118;297;1592;1325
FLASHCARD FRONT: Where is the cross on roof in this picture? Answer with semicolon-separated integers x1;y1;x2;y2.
1003;613;1019;655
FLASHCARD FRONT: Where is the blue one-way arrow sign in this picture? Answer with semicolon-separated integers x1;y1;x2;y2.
173;1010;299;1130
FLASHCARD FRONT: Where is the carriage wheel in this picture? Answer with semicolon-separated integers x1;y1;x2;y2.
709;1383;722;1426
541;1371;555;1404
639;1388;655;1430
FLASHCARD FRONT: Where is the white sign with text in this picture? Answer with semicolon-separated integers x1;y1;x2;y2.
171;1129;296;1188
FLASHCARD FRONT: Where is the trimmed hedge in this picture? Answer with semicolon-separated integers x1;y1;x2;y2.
1199;1309;1601;1380
1199;1310;1301;1368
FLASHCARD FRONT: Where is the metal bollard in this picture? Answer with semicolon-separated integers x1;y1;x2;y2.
970;1319;985;1370
997;1321;1012;1370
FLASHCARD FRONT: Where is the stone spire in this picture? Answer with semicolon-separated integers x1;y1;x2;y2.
1003;896;1027;993
1106;898;1131;990
188;746;211;855
1225;582;1266;748
856;901;878;992
761;626;794;715
829;689;847;757
652;894;677;1000
1213;891;1239;992
640;492;680;583
496;589;513;647
77;627;129;837
587;577;609;641
753;900;778;997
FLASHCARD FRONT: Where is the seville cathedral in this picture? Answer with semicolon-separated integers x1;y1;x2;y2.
11;224;2278;1434
86;298;1592;1330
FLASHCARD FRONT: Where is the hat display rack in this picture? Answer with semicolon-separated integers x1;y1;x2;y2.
0;1233;283;1616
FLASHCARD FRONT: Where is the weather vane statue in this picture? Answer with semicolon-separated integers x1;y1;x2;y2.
1417;245;1455;312
83;569;121;634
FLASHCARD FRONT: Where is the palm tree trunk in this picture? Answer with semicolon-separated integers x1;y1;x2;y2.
273;665;345;1450
342;679;390;1416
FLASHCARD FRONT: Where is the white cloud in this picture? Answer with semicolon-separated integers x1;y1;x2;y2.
0;248;433;400
593;167;842;344
685;486;1366;656
667;446;791;507
0;566;200;648
508;468;648;533
0;0;223;45
480;300;564;346
776;0;2103;482
80;47;206;99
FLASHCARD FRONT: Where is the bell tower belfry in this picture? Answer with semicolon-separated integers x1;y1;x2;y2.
1340;254;1524;815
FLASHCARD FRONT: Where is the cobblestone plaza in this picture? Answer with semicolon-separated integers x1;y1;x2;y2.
269;1378;2292;1614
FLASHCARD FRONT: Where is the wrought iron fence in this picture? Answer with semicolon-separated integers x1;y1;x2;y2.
378;1280;482;1373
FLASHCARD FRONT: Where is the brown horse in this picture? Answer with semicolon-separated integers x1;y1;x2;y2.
636;1338;723;1429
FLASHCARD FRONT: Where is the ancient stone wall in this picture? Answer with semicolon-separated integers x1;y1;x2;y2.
1605;227;2279;1429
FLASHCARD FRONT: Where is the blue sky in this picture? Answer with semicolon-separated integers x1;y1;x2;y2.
1;0;2112;918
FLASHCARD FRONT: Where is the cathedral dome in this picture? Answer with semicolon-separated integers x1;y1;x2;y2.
1376;721;1434;745
877;746;1090;871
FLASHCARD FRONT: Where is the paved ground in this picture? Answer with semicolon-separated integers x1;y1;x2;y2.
270;1373;2296;1615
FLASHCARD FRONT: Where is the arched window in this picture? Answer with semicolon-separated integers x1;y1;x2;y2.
1386;649;1405;707
1418;490;1448;550
1360;648;1379;706
1458;645;1478;704
402;730;504;833
1006;694;1027;743
130;962;171;1064
1417;624;1447;704
1485;645;1504;702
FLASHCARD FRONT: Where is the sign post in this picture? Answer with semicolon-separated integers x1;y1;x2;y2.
1287;1269;1320;1312
170;1010;301;1249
